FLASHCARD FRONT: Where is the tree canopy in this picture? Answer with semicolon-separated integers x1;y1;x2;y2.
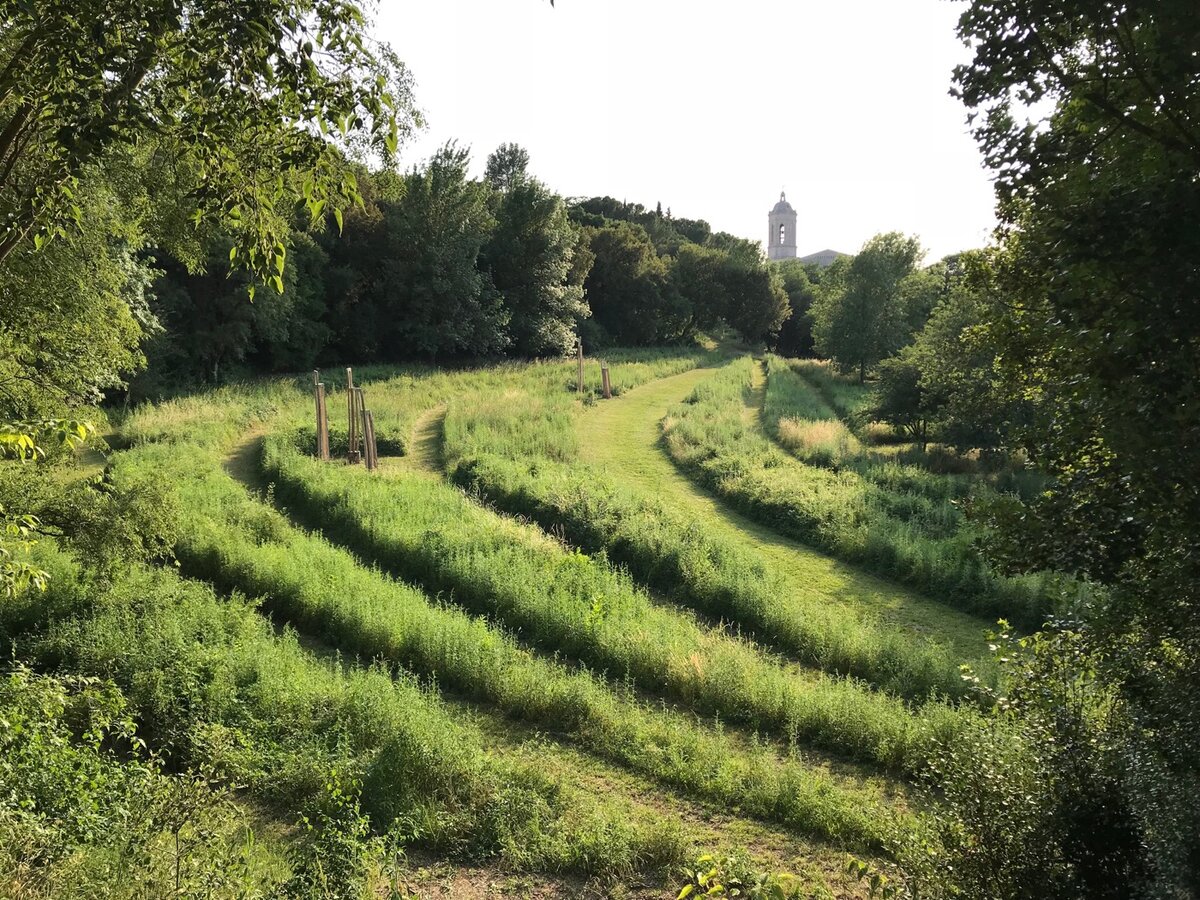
0;0;416;284
811;232;922;382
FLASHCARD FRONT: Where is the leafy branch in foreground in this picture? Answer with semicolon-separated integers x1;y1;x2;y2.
0;419;91;596
0;1;418;286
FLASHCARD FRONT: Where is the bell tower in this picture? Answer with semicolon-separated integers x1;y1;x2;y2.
767;191;797;261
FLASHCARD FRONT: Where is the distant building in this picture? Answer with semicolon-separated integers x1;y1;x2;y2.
797;248;847;268
767;192;798;261
765;191;848;267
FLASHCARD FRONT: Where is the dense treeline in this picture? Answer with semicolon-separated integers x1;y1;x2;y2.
134;150;791;398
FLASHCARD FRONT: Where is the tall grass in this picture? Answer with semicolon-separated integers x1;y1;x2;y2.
439;364;984;700
664;357;1058;628
107;441;909;851
449;451;972;701
260;432;967;775
4;544;676;875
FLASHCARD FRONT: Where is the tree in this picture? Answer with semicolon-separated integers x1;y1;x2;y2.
916;255;1025;454
484;143;531;193
581;221;678;345
811;232;922;382
376;145;508;358
717;255;789;344
0;175;154;417
772;260;820;357
0;0;415;285
904;2;1200;894
869;345;935;451
668;243;729;340
482;167;589;357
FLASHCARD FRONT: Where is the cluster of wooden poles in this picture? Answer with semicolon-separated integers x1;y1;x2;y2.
312;367;379;470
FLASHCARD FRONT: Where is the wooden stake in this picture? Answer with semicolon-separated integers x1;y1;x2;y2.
346;368;360;463
315;382;330;461
601;362;612;399
577;340;584;395
364;410;379;471
355;388;368;468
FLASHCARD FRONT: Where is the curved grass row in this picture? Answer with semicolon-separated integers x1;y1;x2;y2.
109;441;908;851
663;357;1057;628
260;432;967;775
439;371;983;700
4;544;675;876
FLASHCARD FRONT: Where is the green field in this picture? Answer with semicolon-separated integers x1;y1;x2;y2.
3;345;1045;897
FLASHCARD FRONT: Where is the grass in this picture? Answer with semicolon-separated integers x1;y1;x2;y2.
441;361;995;697
260;429;969;779
6;543;676;877
107;434;909;852
663;357;1062;628
18;344;1023;891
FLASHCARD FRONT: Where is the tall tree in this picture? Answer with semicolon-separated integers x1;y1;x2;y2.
811;232;922;382
482;161;589;357
581;221;677;345
376;145;508;358
771;260;820;357
484;143;531;193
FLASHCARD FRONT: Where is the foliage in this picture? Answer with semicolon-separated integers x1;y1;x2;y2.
0;0;416;284
676;853;801;899
665;358;1062;627
481;147;589;357
869;346;934;451
0;175;157;416
374;144;509;357
896;625;1150;900
483;142;532;193
811;233;923;382
949;3;1200;891
771;260;820;358
0;418;91;597
581;220;679;345
0;666;273;899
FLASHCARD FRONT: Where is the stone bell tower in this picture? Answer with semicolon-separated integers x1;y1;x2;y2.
767;191;797;261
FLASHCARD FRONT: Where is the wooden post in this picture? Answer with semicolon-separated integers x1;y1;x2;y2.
315;384;330;461
346;368;360;463
363;410;379;471
314;369;330;461
601;361;612;399
355;387;368;468
577;340;584;395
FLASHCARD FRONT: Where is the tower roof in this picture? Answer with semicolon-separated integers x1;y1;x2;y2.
771;191;795;215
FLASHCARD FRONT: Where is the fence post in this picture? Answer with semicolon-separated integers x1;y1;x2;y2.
601;361;612;399
577;340;584;396
355;388;368;468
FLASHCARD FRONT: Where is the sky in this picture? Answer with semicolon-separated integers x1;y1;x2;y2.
374;0;999;263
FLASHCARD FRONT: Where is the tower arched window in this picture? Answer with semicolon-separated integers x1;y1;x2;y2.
779;223;786;245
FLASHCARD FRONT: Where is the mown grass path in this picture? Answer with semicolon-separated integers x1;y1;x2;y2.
384;404;446;478
579;365;991;660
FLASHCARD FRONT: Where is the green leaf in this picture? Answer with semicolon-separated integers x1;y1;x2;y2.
334;207;344;234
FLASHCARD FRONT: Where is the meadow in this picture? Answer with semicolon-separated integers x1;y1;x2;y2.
3;344;1032;896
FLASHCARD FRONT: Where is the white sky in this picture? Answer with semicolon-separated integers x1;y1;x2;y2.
375;0;998;262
